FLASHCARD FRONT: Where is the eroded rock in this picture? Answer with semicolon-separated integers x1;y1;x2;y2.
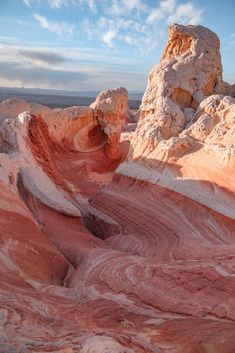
119;24;235;218
0;24;235;353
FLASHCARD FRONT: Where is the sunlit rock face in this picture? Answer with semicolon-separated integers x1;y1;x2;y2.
90;87;128;159
0;25;235;353
119;24;235;218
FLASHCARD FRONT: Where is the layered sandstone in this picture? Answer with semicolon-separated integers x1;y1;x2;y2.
118;24;235;217
0;24;235;353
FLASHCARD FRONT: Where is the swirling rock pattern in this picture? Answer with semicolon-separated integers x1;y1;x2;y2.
0;25;235;353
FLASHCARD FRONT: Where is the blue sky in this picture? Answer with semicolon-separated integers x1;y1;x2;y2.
0;0;234;92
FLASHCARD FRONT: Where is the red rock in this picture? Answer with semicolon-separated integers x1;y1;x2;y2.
0;25;235;353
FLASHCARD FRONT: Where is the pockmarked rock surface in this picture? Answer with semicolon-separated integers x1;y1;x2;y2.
119;24;235;217
0;25;235;353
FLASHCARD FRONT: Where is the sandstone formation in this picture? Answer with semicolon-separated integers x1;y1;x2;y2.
0;24;235;353
119;24;235;217
90;87;128;159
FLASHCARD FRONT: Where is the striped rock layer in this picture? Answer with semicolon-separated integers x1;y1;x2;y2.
0;25;235;353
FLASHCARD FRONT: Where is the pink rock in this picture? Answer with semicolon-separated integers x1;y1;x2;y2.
91;87;128;159
119;25;235;218
0;24;235;353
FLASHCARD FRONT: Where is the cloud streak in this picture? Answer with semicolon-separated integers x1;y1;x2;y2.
168;2;203;25
10;0;209;90
230;33;235;45
19;49;65;65
0;61;89;88
147;0;203;25
0;59;147;91
0;35;18;43
33;13;75;35
0;41;147;90
23;0;97;10
81;0;203;51
147;0;176;24
105;0;146;16
24;0;204;51
0;44;66;67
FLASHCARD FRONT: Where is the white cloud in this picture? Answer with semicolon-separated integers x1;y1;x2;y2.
0;42;147;90
124;35;138;45
33;13;75;35
22;0;38;6
147;0;175;24
83;18;96;39
146;0;203;27
24;0;203;53
102;30;117;48
0;43;135;71
99;16;141;48
23;0;96;10
22;0;32;6
230;33;235;45
120;0;146;12
81;0;96;11
48;0;70;8
98;17;134;33
106;0;146;16
168;2;203;25
55;0;96;10
0;35;18;43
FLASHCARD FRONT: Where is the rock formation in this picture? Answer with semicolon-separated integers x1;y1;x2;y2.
119;24;235;217
0;24;235;353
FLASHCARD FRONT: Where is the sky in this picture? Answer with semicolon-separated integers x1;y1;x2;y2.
0;0;234;92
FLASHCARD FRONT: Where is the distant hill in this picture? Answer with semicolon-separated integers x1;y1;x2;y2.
0;87;142;110
0;87;143;100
